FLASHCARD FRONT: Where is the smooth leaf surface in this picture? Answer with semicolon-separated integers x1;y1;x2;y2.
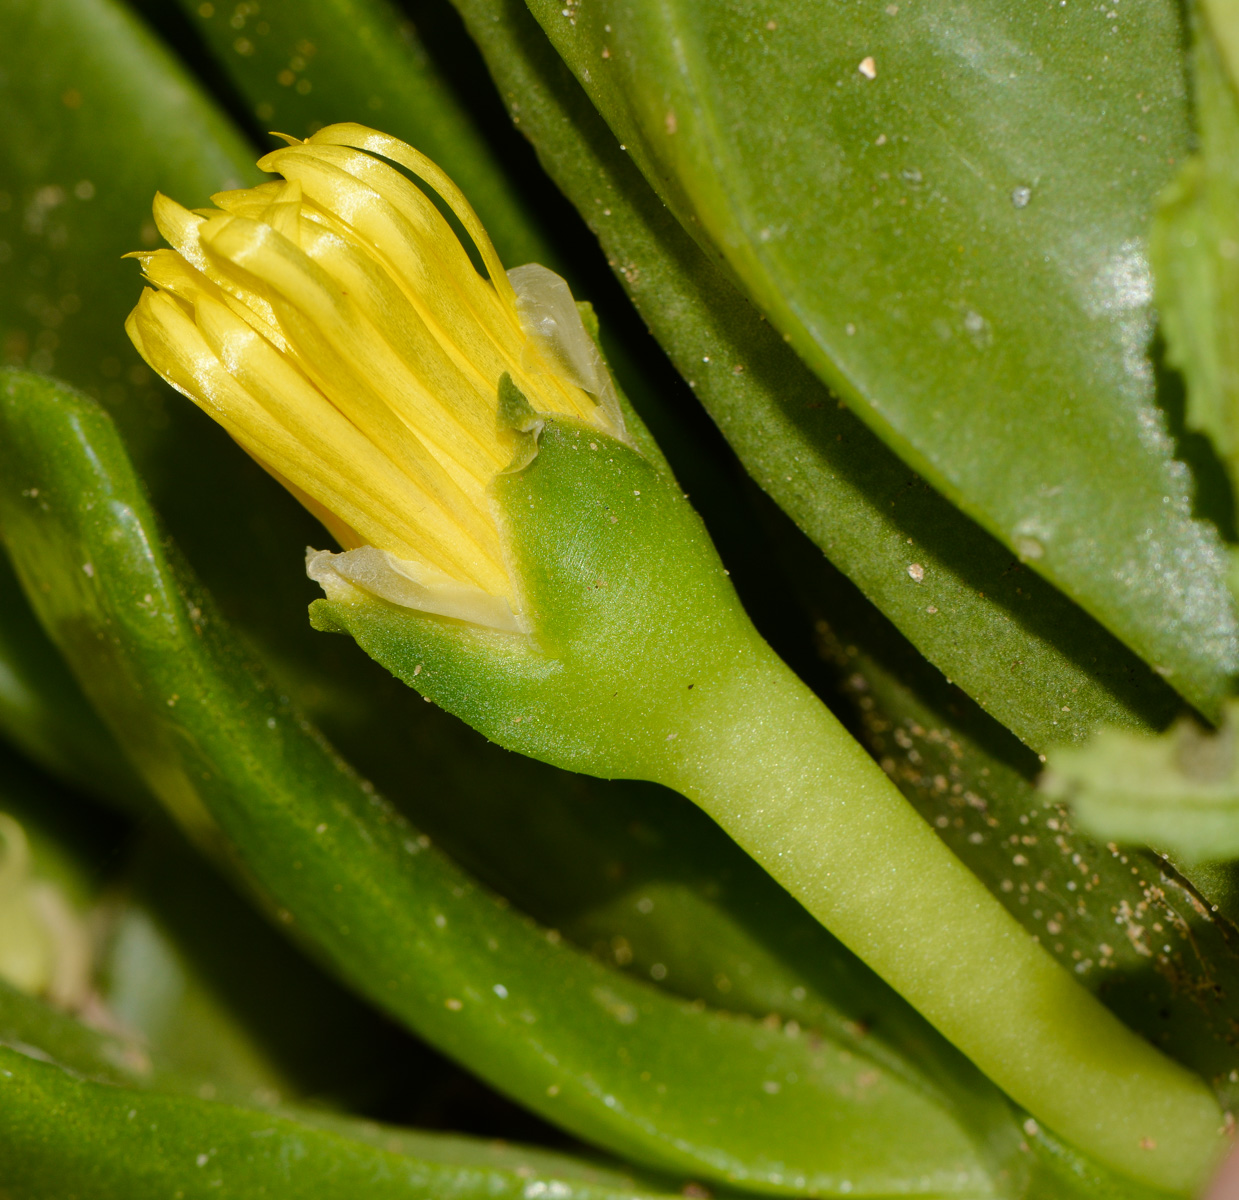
0;370;1010;1197
451;0;1186;751
0;738;431;1113
1041;0;1239;865
101;828;435;1113
0;901;670;1197
524;0;1239;716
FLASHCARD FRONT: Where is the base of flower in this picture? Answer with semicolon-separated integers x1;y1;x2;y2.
306;546;525;632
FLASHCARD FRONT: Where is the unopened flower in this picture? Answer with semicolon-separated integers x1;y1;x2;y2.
126;123;625;631
109;124;1231;1197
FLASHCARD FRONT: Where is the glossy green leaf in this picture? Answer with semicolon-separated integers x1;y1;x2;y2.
0;738;434;1112
0;370;1017;1197
1171;858;1239;927
521;0;1239;717
0;0;174;810
100;827;435;1113
450;0;1185;751
0;980;156;1090
0;769;666;1190
0;0;305;791
3;971;1175;1200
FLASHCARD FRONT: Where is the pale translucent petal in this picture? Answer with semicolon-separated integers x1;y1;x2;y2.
508;264;627;439
307;546;525;633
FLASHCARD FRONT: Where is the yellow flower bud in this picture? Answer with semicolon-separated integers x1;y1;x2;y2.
126;123;624;631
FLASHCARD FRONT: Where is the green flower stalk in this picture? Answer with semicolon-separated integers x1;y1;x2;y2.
126;123;1228;1194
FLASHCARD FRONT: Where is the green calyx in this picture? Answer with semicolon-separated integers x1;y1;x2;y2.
311;416;758;784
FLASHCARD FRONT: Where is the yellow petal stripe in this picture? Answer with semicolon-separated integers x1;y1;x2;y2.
126;124;619;614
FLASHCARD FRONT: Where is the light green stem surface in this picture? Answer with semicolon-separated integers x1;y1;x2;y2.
662;645;1226;1195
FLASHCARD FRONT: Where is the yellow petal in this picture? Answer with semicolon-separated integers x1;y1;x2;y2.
126;123;623;624
293;122;518;315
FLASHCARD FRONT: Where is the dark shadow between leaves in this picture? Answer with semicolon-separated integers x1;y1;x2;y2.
1151;329;1238;542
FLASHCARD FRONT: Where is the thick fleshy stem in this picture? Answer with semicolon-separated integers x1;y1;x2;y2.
662;649;1224;1195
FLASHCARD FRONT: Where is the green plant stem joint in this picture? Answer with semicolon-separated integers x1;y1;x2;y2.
311;410;1228;1196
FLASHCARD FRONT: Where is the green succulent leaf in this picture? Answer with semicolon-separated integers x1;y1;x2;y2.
0;797;676;1200
520;0;1239;718
0;0;257;459
0;971;672;1197
1039;0;1239;867
167;0;560;273
100;827;435;1112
